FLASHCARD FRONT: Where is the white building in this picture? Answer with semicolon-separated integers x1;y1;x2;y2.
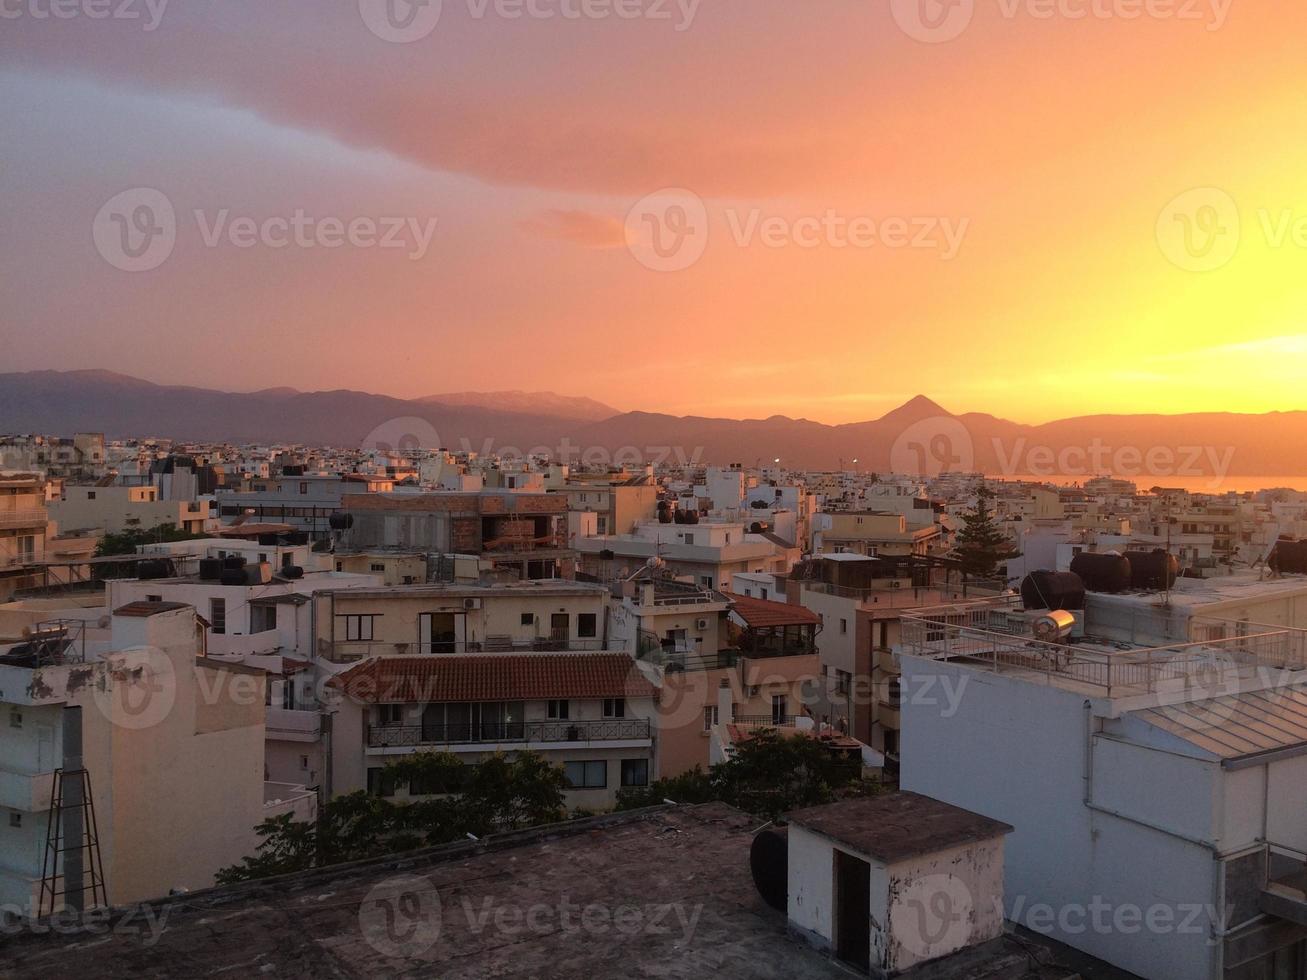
898;596;1307;979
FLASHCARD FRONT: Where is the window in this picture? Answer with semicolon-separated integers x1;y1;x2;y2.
146;594;162;603
839;618;847;635
521;612;535;626
682;533;694;545
771;694;787;725
563;760;606;789
86;491;96;500
282;681;297;710
8;711;21;729
344;614;375;641
8;813;21;828
370;563;385;572
548;699;570;720
299;482;309;495
703;705;718;732
300;755;310;770
700;575;713;588
836;670;852;696
210;598;226;635
377;704;403;726
620;759;649;787
367;767;397;798
577;613;597;638
603;698;625;718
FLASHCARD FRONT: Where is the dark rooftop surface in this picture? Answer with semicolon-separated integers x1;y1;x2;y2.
787;792;1015;864
0;803;1088;980
111;600;192;618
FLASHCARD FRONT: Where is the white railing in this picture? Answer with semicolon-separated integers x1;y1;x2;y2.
901;605;1307;698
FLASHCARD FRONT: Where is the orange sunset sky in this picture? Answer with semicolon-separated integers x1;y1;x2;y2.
1;0;1304;425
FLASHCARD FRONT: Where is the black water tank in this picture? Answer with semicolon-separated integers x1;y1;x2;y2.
750;827;788;912
258;533;279;546
658;510;672;524
1124;550;1180;590
282;565;304;579
1275;540;1307;575
598;549;615;562
685;512;700;525
222;555;246;571
137;559;168;580
198;558;222;581
219;569;246;586
1020;570;1086;611
1070;552;1132;593
328;513;353;530
749;522;764;534
674;510;687;524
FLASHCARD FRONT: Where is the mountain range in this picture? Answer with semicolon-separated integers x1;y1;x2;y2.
1;370;1304;479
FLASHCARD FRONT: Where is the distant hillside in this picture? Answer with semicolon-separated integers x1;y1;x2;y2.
1;370;1304;479
419;390;618;422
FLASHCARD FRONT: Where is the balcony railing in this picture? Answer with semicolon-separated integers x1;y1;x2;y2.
0;509;48;530
733;714;798;728
367;717;651;748
329;637;608;661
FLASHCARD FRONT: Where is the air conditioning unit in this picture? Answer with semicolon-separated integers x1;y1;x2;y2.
463;598;481;610
696;618;709;630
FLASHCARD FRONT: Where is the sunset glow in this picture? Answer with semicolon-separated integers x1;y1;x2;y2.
2;1;1305;424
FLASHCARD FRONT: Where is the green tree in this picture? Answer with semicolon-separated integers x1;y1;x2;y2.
954;488;1017;579
617;730;874;821
96;522;206;557
217;750;567;884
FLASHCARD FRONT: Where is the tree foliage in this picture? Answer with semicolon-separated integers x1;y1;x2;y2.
96;522;206;557
217;750;567;884
954;488;1018;578
616;729;875;820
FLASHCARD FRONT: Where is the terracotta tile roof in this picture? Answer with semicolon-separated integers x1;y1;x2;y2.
721;591;819;628
331;653;657;704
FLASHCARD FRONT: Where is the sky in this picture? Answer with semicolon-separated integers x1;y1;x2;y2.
2;0;1305;425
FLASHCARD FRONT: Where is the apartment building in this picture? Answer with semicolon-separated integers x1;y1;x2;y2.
551;474;659;537
50;483;210;536
790;553;987;761
340;490;574;582
813;511;942;557
312;580;612;664
0;475;48;600
328;652;657;808
217;472;393;539
575;519;792;589
898;596;1307;979
0;603;273;913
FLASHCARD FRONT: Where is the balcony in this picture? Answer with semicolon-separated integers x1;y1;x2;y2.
265;707;321;741
0;509;47;531
366;717;651;749
329;638;607;661
0;768;54;812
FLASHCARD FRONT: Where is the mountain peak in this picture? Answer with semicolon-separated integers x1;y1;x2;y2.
879;395;950;423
